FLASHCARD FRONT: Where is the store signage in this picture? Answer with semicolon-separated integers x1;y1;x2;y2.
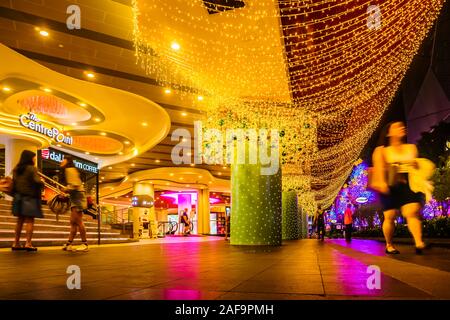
41;149;98;174
356;197;368;204
132;195;154;208
19;112;73;145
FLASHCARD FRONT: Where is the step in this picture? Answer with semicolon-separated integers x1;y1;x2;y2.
0;229;123;237
0;221;112;232
0;215;109;228
0;238;137;248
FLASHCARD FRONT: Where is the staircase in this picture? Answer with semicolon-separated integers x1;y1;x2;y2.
0;199;134;248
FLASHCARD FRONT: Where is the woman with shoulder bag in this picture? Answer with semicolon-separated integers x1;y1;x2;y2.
60;156;89;252
371;122;434;255
11;150;44;251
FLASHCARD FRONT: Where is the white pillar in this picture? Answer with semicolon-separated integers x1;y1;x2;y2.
4;138;39;176
132;182;157;240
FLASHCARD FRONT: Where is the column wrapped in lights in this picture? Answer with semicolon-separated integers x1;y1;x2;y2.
282;191;300;240
230;142;282;246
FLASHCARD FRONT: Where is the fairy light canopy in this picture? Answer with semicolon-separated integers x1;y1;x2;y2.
133;0;445;208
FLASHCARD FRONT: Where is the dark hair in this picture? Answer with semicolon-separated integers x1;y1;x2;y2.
61;155;75;168
14;150;36;175
377;121;407;147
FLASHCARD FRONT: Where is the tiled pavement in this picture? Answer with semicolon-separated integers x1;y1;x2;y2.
0;238;449;300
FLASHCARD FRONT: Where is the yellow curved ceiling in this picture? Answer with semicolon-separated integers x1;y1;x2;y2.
0;44;171;168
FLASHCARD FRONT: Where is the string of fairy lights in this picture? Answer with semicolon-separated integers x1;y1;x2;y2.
132;0;445;212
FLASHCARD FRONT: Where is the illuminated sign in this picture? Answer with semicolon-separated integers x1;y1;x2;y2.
19;112;72;145
356;197;368;204
41;148;98;174
132;195;154;208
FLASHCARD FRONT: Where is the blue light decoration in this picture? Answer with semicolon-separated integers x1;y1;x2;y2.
328;161;376;223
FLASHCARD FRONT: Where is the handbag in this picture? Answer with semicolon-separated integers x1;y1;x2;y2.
47;193;71;219
0;176;14;197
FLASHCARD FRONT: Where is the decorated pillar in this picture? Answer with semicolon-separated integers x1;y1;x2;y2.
132;182;156;239
282;191;300;240
230;162;282;246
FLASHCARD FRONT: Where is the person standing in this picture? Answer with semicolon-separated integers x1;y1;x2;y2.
60;156;89;252
11;150;43;251
315;205;326;241
371;121;431;254
344;204;353;242
181;208;190;236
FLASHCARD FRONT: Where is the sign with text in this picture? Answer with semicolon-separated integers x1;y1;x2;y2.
41;148;98;174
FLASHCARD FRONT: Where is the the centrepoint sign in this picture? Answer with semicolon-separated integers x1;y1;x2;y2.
19;112;73;145
41;148;98;174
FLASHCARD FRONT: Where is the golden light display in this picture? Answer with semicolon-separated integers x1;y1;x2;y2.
133;0;445;209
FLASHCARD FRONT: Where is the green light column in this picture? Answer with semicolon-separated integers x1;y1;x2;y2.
282;191;300;240
230;162;282;246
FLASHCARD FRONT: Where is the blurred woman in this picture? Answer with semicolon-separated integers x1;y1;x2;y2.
60;156;89;252
371;121;428;254
11;150;43;251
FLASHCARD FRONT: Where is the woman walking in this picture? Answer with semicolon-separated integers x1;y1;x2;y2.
11;150;43;251
60;156;89;252
371;121;430;254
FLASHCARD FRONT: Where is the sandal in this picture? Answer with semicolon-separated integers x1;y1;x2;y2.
385;247;400;254
11;245;25;251
24;246;38;252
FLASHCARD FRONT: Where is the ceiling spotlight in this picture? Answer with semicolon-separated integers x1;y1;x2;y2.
218;172;222;175
171;42;180;50
118;152;123;155
155;159;160;163
164;88;171;94
42;87;52;93
85;152;90;155
141;122;148;126
2;86;11;92
85;71;95;79
131;163;135;167
181;112;187;116
94;118;101;122
39;30;49;37
78;102;87;107
197;96;204;101
124;141;130;145
100;132;106;136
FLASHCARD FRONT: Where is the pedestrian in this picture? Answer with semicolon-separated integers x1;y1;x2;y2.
11;150;43;251
344;204;353;242
315;205;326;240
60;156;89;252
371;121;434;254
181;208;190;236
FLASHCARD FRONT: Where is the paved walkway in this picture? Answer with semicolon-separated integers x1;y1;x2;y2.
0;238;449;300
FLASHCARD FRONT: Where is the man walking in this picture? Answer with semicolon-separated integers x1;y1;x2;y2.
344;204;353;242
